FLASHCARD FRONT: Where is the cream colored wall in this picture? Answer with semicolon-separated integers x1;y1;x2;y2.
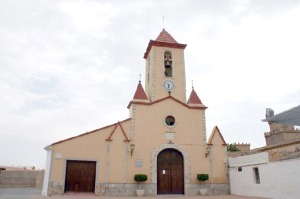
49;98;227;185
106;128;128;183
50;121;132;183
128;99;227;184
209;132;228;183
188;144;211;183
132;99;205;145
145;46;186;103
210;146;227;183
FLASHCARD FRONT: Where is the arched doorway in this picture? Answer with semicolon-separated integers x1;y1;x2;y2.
157;149;184;194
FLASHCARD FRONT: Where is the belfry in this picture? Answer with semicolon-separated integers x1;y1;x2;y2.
42;29;229;196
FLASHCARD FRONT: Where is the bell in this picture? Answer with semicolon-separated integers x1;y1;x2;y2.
165;61;171;68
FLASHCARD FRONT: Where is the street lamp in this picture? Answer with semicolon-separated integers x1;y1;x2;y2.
130;144;135;156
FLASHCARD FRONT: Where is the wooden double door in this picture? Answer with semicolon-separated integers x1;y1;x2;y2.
65;160;96;193
157;149;184;194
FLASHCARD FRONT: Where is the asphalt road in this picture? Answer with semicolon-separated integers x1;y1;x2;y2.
0;187;42;199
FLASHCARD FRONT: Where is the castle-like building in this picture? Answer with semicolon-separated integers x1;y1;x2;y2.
42;29;229;196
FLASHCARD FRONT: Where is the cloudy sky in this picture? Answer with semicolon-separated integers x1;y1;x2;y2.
1;0;300;169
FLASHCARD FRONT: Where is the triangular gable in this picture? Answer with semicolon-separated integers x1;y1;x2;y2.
127;95;207;110
208;126;226;145
133;81;148;100
51;118;131;146
106;121;130;142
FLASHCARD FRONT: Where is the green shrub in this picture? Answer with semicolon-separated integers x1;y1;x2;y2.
197;174;209;181
134;174;148;182
227;144;240;152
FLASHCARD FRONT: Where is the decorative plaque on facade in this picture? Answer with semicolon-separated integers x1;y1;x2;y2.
165;132;175;140
135;159;143;167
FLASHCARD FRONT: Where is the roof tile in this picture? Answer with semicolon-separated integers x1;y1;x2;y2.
51;118;131;146
128;95;207;110
155;29;178;43
143;29;187;59
133;81;148;100
187;88;203;104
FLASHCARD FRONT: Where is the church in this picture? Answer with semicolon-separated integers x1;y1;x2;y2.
42;29;229;196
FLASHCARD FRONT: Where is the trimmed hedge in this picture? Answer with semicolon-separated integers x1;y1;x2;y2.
134;174;148;182
197;174;209;181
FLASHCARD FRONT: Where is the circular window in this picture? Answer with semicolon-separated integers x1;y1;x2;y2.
165;115;175;126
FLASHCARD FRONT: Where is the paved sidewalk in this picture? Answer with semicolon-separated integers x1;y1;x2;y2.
0;187;268;199
49;195;268;199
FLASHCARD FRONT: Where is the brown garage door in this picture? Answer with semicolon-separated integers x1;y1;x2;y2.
157;149;184;194
65;160;96;193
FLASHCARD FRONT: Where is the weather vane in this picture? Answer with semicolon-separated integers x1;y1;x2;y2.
192;80;194;89
139;74;142;82
162;16;165;28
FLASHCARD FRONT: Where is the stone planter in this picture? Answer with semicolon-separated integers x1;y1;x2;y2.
136;189;145;197
199;188;208;195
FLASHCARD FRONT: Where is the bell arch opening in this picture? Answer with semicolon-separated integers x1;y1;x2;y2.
164;51;173;77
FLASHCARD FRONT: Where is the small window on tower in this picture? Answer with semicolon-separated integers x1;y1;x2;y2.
164;51;172;77
165;115;175;126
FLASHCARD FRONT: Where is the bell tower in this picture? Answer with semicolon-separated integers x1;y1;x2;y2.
143;29;187;102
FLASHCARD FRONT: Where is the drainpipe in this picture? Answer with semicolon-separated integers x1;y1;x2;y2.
225;147;231;194
208;145;213;183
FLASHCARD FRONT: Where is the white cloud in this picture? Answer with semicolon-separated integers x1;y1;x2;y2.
1;0;300;168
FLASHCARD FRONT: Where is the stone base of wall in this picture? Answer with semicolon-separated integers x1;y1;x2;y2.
96;183;156;196
186;183;230;195
48;181;64;196
47;181;229;196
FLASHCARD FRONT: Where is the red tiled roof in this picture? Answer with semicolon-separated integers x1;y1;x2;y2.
143;29;187;59
51;118;131;146
127;95;207;110
155;29;178;43
187;88;203;104
133;81;148;100
208;126;227;145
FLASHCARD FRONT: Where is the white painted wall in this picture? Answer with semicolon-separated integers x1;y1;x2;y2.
42;148;52;196
229;152;300;199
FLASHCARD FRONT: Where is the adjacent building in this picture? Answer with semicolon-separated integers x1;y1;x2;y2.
229;106;300;199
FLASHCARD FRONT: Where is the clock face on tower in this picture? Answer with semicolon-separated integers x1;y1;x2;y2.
163;80;175;91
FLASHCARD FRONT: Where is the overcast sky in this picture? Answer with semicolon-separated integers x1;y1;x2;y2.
1;0;300;169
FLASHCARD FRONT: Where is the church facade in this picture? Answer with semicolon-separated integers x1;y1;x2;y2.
42;29;229;196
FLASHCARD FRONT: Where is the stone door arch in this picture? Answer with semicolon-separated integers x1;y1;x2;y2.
151;144;190;195
157;148;184;194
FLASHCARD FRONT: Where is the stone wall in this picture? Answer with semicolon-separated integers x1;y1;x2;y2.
47;181;229;196
35;170;45;188
96;183;156;196
0;170;44;188
186;183;229;195
265;130;300;146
